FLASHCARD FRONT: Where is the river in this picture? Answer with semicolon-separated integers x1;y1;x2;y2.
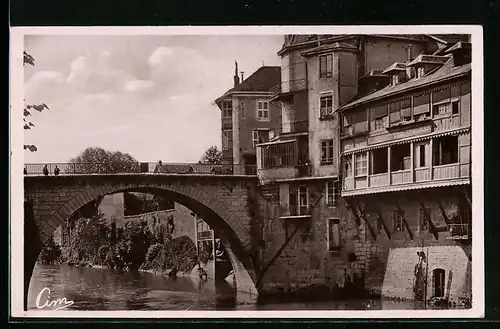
28;264;430;311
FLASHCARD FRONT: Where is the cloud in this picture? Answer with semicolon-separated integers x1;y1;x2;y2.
25;70;67;104
124;80;156;93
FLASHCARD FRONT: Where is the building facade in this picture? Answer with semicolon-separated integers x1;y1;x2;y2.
339;40;472;303
215;63;281;174
255;34;472;303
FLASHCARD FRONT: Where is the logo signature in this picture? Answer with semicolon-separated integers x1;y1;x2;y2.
35;287;74;311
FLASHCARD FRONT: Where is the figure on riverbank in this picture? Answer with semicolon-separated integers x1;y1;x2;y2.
43;165;49;176
54;165;60;176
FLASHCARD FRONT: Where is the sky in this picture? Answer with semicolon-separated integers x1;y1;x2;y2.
23;34;283;163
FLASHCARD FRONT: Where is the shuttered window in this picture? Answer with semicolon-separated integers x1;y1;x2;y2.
413;93;430;115
389;102;401;123
371;104;388;119
433;88;451;103
400;98;412;118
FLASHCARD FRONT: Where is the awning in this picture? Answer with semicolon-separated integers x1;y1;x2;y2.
342;127;470;156
341;178;470;197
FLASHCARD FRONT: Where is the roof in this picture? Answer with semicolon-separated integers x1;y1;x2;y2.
426;34;470;45
381;62;407;74
408;54;450;66
339;58;471;111
278;34;426;56
359;69;390;79
300;42;358;57
446;41;472;53
215;66;281;103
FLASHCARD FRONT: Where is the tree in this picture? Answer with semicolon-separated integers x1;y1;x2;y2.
200;145;223;165
68;147;140;174
24;51;50;152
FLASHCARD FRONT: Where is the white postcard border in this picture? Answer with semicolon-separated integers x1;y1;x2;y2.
10;25;484;318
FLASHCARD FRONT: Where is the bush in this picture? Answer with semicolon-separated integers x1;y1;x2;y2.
39;238;62;264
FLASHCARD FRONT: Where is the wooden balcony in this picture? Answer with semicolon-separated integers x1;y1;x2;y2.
342;162;469;196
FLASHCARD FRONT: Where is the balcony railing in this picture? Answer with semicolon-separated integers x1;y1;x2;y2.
446;223;470;240
343;162;469;194
270;79;308;98
23;162;258;176
273;120;309;136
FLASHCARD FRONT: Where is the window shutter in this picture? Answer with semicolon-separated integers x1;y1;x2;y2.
389;102;401;123
371;104;388;119
400;98;412;117
460;82;471;95
433;87;451;103
413;93;430;115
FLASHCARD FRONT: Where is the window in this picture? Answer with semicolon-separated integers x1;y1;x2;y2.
321;139;334;165
261;141;296;169
394;210;405;232
241;100;245;118
433;102;451;116
289;185;308;216
327;218;341;251
413;93;431;118
419;207;430;231
222;130;233;151
344;157;353;177
319;54;333;78
371;105;388;131
418;144;427;168
355;152;368;176
432;269;446;298
253;130;270;148
320;95;334;118
391;144;411;171
252;131;259;149
222;100;233;118
417;66;425;78
257;100;270;121
371;148;388;174
222;122;233;130
325;181;336;206
452;101;459;115
433;135;459;166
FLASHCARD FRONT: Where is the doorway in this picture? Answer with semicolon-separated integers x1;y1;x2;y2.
432;268;446;298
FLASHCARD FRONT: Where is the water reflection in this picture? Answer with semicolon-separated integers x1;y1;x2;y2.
28;264;432;311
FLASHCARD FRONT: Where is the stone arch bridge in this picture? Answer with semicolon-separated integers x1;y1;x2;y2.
24;172;264;308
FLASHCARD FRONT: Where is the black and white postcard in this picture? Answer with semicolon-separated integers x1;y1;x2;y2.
9;26;484;318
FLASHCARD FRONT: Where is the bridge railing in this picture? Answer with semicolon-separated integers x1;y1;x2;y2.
23;162;258;176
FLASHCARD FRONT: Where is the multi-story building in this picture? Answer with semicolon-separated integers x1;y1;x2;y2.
338;39;472;303
255;34;471;303
214;63;281;174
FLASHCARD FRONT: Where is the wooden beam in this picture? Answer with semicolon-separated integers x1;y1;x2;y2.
418;200;439;240
437;200;452;225
372;203;392;240
463;185;472;208
355;199;377;240
394;200;414;240
344;197;361;226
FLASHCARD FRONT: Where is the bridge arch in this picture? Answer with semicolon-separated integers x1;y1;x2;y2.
25;176;259;309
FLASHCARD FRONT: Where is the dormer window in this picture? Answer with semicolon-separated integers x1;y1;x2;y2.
417;66;425;79
391;75;399;86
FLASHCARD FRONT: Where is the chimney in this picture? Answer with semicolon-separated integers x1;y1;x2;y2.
240;72;244;82
406;45;414;80
233;61;240;87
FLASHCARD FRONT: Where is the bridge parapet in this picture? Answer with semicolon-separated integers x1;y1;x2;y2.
24;162;257;176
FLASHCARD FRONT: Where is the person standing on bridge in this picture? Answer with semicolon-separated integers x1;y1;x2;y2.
42;165;49;176
54;165;60;176
154;160;164;173
24;167;27;175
